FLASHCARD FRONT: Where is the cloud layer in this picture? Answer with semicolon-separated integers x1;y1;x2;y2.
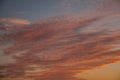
0;0;120;80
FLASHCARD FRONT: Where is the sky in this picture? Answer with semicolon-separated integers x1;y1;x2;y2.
0;0;120;80
0;0;63;22
0;0;118;22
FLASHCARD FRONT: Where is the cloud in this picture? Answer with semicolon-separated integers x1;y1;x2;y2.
0;18;30;35
0;13;120;80
0;18;30;25
0;0;120;80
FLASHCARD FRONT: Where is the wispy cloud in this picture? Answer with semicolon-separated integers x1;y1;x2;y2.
0;13;120;80
0;18;30;25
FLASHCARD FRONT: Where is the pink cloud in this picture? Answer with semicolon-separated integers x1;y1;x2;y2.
0;18;30;25
0;13;120;80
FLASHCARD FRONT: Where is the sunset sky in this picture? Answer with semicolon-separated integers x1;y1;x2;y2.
0;0;120;80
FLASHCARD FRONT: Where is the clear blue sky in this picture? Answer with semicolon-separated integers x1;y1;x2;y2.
0;0;63;22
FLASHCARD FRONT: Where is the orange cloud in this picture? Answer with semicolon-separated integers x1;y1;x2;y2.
0;18;30;25
0;13;120;80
